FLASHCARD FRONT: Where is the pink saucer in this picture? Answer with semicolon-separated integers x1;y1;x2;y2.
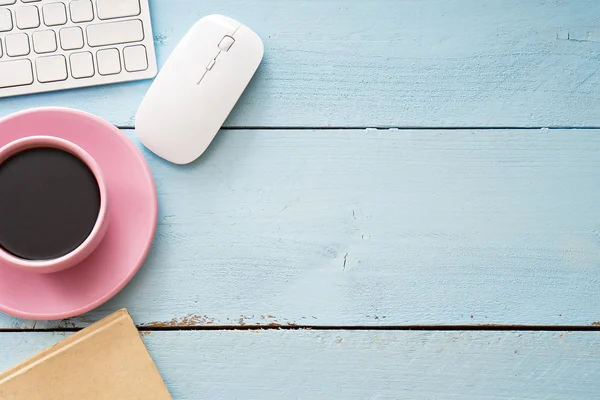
0;108;157;320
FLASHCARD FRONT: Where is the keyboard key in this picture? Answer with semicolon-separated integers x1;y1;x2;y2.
87;19;144;47
5;33;29;56
69;0;93;23
36;54;67;82
70;51;94;78
20;0;41;2
96;48;120;75
123;44;147;72
15;5;39;29
42;2;67;26
0;59;33;88
0;8;13;32
0;0;16;5
0;41;3;57
96;0;140;20
59;26;83;50
33;29;57;53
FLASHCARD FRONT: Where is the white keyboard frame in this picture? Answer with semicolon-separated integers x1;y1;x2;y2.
0;0;157;98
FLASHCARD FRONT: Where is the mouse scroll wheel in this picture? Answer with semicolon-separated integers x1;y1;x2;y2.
218;35;235;51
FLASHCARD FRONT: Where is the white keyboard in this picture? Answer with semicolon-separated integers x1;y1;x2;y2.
0;0;157;98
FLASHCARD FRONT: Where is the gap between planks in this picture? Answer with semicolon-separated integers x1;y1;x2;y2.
2;325;600;333
117;126;600;131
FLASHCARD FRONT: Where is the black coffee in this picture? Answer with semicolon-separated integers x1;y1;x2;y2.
0;147;101;260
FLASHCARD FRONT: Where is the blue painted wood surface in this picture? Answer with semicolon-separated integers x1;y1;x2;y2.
1;0;600;397
2;330;599;399
2;128;600;329
0;0;598;127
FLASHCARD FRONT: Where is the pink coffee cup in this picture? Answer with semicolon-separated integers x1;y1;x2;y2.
0;136;109;274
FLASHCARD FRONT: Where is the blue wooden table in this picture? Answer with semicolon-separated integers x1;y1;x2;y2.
2;0;600;398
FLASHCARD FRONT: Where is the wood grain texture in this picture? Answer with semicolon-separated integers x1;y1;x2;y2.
2;129;600;329
1;330;599;399
0;0;599;127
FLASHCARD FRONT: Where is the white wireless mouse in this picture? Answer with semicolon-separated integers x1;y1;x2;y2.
135;15;264;164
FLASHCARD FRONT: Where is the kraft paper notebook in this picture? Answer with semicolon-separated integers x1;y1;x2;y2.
0;309;171;400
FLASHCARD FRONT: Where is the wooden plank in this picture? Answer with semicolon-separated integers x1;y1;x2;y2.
0;0;599;127
1;330;599;399
2;129;600;329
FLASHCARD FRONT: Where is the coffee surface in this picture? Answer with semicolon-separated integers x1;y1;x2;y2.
0;147;101;260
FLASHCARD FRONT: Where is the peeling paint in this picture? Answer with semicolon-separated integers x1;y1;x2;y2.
153;33;168;46
142;314;217;328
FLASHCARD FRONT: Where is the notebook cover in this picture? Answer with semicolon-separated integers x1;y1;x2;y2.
0;309;171;400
